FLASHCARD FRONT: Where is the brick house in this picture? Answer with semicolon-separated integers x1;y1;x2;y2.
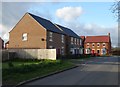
84;33;111;55
55;24;83;55
8;13;66;55
0;37;4;49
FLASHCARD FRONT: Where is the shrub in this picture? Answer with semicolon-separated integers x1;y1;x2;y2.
8;62;14;68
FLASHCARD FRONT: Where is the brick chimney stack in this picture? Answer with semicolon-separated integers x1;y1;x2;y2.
108;33;110;36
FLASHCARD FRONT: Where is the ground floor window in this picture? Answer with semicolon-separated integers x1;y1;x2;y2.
79;48;83;54
97;50;100;54
102;48;106;55
70;48;74;54
61;47;64;55
86;48;91;54
49;46;53;49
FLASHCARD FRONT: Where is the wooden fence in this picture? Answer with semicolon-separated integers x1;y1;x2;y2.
2;49;56;61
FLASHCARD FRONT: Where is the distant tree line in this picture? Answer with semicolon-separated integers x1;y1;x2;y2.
111;47;120;56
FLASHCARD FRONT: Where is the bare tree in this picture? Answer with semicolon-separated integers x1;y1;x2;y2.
111;1;120;47
111;1;120;21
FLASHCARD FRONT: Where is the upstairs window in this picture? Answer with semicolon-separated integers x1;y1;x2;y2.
61;47;64;55
92;43;95;47
87;43;89;47
22;33;27;41
77;39;79;45
103;43;106;47
80;39;82;45
61;35;64;43
49;32;53;41
97;43;100;47
71;37;73;44
74;38;76;44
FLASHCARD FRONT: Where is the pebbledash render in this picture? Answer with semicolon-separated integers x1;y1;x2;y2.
8;13;83;55
84;33;111;55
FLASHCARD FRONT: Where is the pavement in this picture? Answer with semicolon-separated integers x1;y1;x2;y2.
23;56;119;85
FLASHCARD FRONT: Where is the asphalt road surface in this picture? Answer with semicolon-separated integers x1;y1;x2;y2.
24;56;119;85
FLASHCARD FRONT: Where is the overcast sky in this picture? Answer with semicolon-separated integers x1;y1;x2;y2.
0;1;118;47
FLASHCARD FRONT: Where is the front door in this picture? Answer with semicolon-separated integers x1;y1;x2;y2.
97;50;100;54
91;50;95;54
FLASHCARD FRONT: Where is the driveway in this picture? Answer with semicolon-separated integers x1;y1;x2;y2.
24;56;119;85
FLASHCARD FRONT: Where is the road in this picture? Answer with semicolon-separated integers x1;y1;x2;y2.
24;56;119;85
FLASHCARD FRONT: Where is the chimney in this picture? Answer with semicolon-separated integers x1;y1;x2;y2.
108;33;110;36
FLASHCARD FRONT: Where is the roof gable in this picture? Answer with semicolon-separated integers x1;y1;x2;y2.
28;13;65;34
56;24;80;38
85;36;110;43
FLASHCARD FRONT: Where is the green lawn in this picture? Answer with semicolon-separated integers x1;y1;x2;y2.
2;59;75;85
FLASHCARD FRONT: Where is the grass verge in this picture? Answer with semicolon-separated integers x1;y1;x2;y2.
2;59;75;85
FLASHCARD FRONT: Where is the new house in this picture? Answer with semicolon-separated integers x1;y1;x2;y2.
8;13;66;55
84;33;111;55
0;37;4;49
8;13;83;55
55;24;83;55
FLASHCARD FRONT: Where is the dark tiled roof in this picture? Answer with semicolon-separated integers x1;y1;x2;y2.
28;13;65;34
85;36;110;43
56;24;80;38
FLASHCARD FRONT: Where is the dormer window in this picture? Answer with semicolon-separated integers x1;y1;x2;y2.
22;33;27;41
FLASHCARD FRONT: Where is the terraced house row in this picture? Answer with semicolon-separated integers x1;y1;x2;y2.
7;13;83;55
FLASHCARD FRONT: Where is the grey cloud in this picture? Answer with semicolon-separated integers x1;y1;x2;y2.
1;2;53;42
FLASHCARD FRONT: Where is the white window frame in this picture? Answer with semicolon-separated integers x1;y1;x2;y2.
97;43;100;47
74;38;76;44
80;48;83;54
49;46;53;49
71;37;73;44
92;43;95;48
103;43;106;47
86;48;90;54
80;39;82;45
61;35;64;43
97;49;100;54
49;32;53;41
87;43;90;47
61;47;64;55
77;39;79;45
102;48;106;55
22;33;28;41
